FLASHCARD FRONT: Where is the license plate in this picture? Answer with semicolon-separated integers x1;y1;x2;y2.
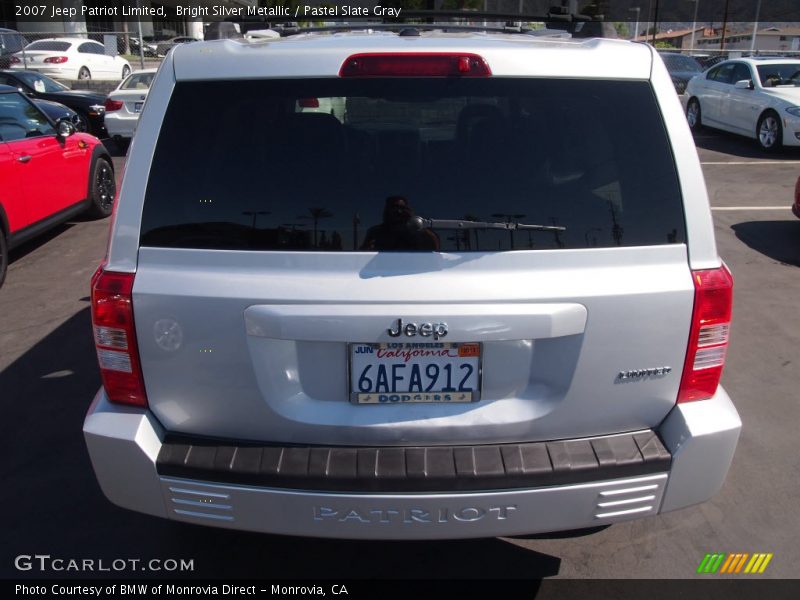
134;102;143;113
350;342;481;404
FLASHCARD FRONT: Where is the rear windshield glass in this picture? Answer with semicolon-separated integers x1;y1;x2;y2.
121;72;154;90
141;78;686;252
26;41;71;51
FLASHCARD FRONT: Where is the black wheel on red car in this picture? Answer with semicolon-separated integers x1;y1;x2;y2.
86;157;116;219
0;227;8;289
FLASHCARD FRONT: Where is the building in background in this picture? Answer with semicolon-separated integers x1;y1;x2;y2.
695;27;800;52
633;27;705;49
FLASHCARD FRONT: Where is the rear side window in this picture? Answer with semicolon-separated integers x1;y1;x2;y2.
140;78;686;252
708;64;735;84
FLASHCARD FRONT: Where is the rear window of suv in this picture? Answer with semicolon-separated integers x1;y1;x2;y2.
140;78;686;252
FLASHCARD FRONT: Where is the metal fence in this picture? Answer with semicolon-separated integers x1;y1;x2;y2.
1;31;166;71
680;48;800;60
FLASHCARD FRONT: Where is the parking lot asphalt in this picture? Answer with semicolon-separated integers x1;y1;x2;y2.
1;131;798;582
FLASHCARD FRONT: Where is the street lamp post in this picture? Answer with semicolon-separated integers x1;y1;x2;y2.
136;0;145;70
629;7;640;40
689;0;700;54
651;0;661;46
750;0;762;55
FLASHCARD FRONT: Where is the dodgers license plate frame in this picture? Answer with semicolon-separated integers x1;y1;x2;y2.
349;342;481;405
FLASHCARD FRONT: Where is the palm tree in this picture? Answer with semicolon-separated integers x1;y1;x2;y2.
301;207;333;247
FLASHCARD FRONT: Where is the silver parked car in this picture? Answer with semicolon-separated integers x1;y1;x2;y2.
84;33;740;540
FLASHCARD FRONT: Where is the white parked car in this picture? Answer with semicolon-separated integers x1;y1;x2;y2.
10;38;131;81
104;68;156;149
685;57;800;151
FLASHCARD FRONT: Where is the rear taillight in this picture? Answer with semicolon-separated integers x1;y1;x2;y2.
104;98;123;112
794;176;799;207
339;53;492;77
298;98;320;108
10;56;20;64
43;56;68;64
91;266;148;407
677;265;734;403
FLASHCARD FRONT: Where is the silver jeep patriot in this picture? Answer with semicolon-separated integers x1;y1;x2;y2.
84;29;740;539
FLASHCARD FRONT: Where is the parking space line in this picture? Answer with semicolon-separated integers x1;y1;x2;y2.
710;206;788;211
701;161;800;165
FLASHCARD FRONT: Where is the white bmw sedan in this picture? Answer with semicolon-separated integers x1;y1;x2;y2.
104;68;157;150
685;58;800;151
10;38;131;81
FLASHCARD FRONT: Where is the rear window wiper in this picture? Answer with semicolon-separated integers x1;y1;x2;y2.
412;217;566;233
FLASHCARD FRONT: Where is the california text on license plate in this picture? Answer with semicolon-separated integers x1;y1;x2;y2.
350;342;481;404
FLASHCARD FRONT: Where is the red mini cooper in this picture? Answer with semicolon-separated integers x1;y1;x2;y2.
0;84;114;287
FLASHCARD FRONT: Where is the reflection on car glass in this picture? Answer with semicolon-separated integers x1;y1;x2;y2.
140;78;687;252
361;196;440;251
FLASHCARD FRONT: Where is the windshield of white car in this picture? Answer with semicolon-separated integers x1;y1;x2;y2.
16;71;68;93
756;64;800;87
25;41;71;52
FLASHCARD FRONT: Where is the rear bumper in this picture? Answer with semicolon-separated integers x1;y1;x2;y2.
104;113;138;138
83;388;740;540
10;65;78;80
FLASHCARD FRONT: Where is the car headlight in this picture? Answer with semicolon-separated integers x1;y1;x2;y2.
786;106;800;117
89;103;105;115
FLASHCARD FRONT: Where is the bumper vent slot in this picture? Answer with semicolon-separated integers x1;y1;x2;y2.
594;480;666;520
167;486;234;522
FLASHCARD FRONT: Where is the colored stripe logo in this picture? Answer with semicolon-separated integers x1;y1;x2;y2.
697;553;773;574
